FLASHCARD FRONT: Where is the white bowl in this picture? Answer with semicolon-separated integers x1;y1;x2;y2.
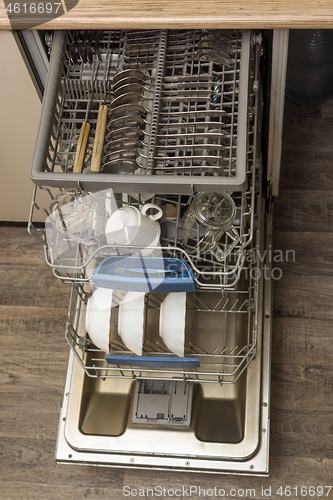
159;292;186;357
85;288;114;353
118;291;145;355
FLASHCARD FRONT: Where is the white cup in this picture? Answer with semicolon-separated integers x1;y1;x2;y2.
105;203;163;256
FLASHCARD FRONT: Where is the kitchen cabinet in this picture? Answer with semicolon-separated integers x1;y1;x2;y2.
0;31;42;222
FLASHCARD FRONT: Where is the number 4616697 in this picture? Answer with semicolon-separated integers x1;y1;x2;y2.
277;486;332;496
6;3;62;14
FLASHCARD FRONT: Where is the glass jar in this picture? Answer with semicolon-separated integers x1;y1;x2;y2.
178;191;238;261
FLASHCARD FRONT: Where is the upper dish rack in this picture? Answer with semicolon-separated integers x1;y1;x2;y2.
30;29;251;194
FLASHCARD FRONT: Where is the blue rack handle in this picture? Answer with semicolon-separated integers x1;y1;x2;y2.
92;256;196;292
105;354;200;369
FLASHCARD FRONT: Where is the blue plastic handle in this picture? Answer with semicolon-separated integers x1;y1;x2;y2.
92;256;196;292
105;355;200;368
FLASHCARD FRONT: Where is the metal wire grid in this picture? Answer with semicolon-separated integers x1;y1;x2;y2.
65;31;124;81
27;40;261;384
27;193;259;385
65;262;258;384
65;30;160;80
155;30;241;175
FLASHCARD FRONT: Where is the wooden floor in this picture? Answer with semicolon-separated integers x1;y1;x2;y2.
1;97;333;498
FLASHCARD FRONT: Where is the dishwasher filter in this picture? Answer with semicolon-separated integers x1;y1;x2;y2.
132;379;193;426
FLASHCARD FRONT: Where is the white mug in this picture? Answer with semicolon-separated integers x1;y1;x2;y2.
105;203;163;256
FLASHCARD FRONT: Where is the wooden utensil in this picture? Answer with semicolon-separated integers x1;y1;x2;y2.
91;104;108;172
73;122;90;173
90;41;113;173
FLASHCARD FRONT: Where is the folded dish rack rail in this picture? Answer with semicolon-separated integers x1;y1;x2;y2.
30;29;251;193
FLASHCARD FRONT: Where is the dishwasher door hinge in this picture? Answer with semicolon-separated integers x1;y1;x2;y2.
253;33;263;46
44;32;54;55
266;181;274;215
247;298;255;310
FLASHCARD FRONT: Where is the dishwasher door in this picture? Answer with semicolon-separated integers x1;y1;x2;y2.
27;28;282;475
53;208;272;475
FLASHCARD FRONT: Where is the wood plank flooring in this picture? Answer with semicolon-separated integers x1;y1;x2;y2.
1;97;333;498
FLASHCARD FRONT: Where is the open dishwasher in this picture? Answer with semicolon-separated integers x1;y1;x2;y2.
28;29;273;475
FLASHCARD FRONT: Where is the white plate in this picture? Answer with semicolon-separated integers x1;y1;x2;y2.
118;291;145;356
159;292;186;357
85;288;113;353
